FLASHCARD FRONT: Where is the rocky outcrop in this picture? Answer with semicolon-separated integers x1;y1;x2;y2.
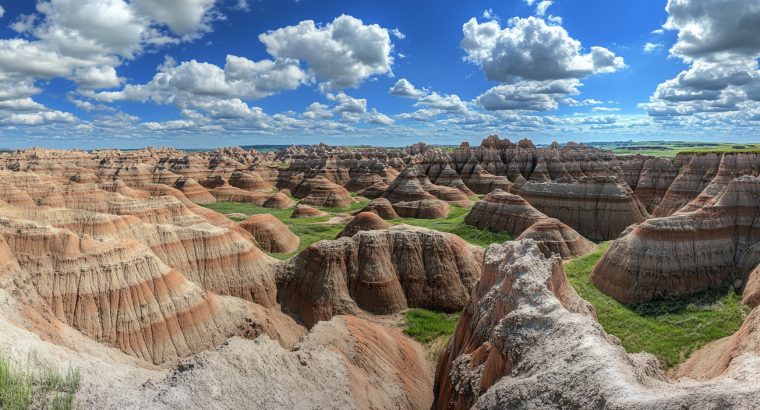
353;198;399;220
336;212;391;238
277;225;483;327
592;175;760;304
382;168;450;219
132;316;433;410
464;189;546;236
292;176;353;208
514;176;650;241
434;240;760;409
290;203;328;219
239;214;299;253
516;218;595;259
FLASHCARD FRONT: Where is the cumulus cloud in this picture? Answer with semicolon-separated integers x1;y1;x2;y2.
259;14;395;89
642;0;760;128
389;78;427;98
664;0;760;60
477;79;580;111
302;102;333;120
72;65;123;89
415;92;468;112
132;0;217;36
0;6;5;19
461;16;624;83
95;55;307;107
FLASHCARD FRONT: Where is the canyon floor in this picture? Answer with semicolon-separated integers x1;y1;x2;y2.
2;137;760;409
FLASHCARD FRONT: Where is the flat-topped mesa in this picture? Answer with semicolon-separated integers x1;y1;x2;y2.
434;240;760;409
513;175;650;241
277;225;483;328
353;198;399;220
381;167;451;219
0;217;301;365
239;214;299;253
291;176;353;208
336;212;391;238
592;175;760;305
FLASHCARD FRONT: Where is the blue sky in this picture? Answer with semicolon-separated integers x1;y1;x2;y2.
0;0;758;148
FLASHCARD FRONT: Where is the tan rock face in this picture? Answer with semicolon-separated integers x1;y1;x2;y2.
135;316;433;410
290;203;328;219
434;240;760;409
381;167;451;219
513;176;650;241
592;175;760;305
277;225;483;327
292;176;353;208
239;214;299;253
353;197;399;220
464;189;546;236
516;218;595;259
336;212;391;238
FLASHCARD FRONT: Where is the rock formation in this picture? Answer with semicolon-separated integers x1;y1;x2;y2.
434;240;760;409
464;189;546;236
336;212;391;238
592;175;760;304
516;218;595;259
290;203;328;219
353;198;399;220
381;167;450;219
291;176;353;208
277;225;483;327
239;214;299;253
513;176;650;241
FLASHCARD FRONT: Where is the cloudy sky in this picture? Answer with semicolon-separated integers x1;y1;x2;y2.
0;0;759;148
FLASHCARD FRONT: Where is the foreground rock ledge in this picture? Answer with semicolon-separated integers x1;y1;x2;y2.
434;240;760;409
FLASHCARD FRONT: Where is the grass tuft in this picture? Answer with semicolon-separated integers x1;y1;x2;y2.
403;309;461;344
0;352;79;410
565;243;750;368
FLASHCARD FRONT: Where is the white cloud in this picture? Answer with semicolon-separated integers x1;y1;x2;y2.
1;110;76;125
477;79;580;111
389;78;427;98
259;14;395;89
643;42;663;53
390;28;405;40
328;92;367;114
0;6;5;19
132;0;217;36
664;0;760;60
72;65;123;89
461;16;624;83
591;106;621;112
302;102;333;120
482;8;498;21
415;92;467;112
366;108;393;125
642;0;760;129
96;55;307;107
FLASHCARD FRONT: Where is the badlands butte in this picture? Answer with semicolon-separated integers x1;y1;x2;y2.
2;136;760;408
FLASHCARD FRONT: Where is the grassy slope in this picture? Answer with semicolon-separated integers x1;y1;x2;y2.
403;309;461;344
565;243;749;368
204;201;510;259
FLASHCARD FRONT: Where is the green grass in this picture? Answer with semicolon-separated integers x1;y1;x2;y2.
205;201;511;260
392;205;511;248
403;309;461;344
588;141;760;157
0;353;80;410
565;243;750;368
